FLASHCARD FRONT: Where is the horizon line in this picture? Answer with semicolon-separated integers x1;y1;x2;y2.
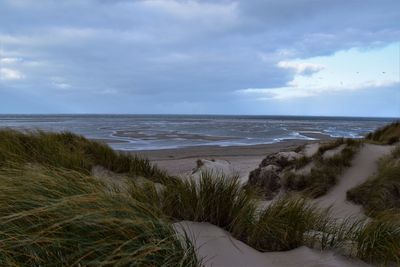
0;113;399;119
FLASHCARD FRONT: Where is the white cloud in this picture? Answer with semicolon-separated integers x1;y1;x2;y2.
277;61;325;75
53;82;71;89
50;76;72;90
237;80;399;100
0;68;24;80
0;57;22;64
239;44;400;100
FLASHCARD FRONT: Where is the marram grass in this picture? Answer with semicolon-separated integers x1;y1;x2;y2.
244;197;332;251
0;165;200;267
0;129;173;184
0;130;399;266
355;213;400;265
365;121;400;145
130;173;349;253
162;172;257;231
130;171;400;265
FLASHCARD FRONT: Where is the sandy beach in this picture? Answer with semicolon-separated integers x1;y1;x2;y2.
137;135;331;177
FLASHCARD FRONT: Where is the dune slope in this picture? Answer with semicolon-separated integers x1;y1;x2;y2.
313;144;393;218
175;221;370;267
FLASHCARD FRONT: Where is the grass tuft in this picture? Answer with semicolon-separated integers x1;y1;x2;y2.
0;129;172;184
366;121;400;144
0;165;199;266
163;172;257;234
355;213;400;265
244;197;331;251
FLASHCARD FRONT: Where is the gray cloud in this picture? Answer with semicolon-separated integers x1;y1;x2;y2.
0;0;399;115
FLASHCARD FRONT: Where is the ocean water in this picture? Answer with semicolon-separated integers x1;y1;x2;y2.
0;115;396;151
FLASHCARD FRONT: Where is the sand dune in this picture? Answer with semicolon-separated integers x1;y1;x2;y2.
175;221;371;267
165;142;397;267
313;143;394;219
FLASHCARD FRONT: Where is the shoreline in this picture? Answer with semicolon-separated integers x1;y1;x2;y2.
133;132;332;160
133;136;332;177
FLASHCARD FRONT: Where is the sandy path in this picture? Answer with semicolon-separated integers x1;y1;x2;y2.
314;144;394;218
322;144;346;159
175;221;370;267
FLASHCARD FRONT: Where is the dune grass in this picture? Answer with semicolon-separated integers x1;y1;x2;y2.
355;213;400;265
0;130;399;265
347;145;400;216
128;172;258;239
285;139;361;198
131;173;400;264
244;198;333;251
292;155;312;169
129;172;358;254
365;121;400;145
0;165;199;267
0;129;172;184
128;172;326;250
156;172;400;263
0;166;397;266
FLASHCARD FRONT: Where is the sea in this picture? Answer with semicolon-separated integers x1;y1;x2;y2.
0;115;396;151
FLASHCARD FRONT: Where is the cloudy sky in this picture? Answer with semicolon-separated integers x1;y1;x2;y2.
0;0;399;116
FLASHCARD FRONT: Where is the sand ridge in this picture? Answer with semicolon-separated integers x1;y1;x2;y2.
313;143;394;219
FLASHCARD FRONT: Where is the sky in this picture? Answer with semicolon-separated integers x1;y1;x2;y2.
0;0;399;117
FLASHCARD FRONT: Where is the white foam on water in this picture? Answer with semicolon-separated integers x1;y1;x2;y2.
0;115;394;151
